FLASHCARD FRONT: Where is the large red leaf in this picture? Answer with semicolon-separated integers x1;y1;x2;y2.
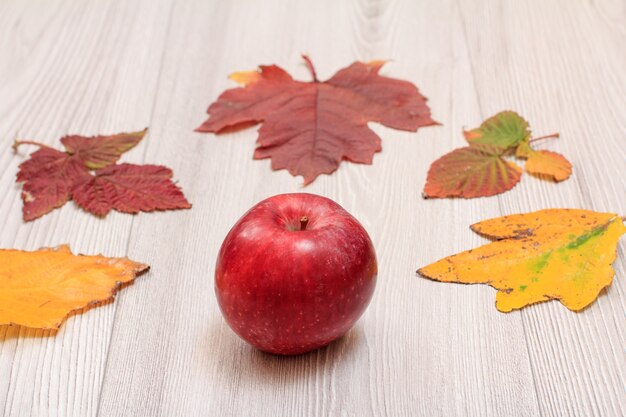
423;146;522;198
72;164;191;217
197;56;438;184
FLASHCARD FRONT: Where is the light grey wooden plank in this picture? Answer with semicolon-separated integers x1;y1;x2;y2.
0;1;174;416
456;0;626;416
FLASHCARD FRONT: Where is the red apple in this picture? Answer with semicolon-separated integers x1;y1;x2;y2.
215;193;377;355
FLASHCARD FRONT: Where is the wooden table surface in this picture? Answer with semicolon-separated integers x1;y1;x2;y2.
1;0;625;416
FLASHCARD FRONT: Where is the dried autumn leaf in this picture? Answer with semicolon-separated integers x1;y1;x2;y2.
72;164;191;217
14;130;190;221
197;55;438;184
464;111;530;150
424;111;571;198
423;146;522;198
525;150;572;181
60;128;147;169
516;140;571;182
16;148;91;221
0;245;148;329
418;209;626;312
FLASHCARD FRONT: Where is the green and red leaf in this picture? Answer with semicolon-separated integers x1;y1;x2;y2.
425;111;571;199
423;146;522;198
463;111;530;151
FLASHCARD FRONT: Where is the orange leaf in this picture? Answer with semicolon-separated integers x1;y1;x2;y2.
524;149;572;182
418;209;626;312
0;245;148;329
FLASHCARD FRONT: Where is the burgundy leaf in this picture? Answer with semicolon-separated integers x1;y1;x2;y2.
197;57;438;184
16;148;91;221
60;128;147;169
72;164;191;217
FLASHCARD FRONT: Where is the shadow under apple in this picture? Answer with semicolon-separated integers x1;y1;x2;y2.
201;315;365;386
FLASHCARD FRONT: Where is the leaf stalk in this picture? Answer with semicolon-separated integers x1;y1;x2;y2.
12;140;56;152
302;55;318;82
528;133;560;144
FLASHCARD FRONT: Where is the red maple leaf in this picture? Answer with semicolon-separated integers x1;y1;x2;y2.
14;129;190;221
197;56;438;184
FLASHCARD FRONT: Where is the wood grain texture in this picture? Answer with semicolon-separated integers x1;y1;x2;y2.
0;0;624;416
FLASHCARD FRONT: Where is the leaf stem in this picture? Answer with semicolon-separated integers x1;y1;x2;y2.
302;54;318;82
12;140;56;152
528;133;560;144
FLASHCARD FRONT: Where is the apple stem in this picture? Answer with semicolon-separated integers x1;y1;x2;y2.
300;216;309;231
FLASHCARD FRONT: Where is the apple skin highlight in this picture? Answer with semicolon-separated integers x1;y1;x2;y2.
215;193;377;355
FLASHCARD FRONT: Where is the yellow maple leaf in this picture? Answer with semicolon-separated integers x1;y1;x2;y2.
0;245;149;329
418;209;626;312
